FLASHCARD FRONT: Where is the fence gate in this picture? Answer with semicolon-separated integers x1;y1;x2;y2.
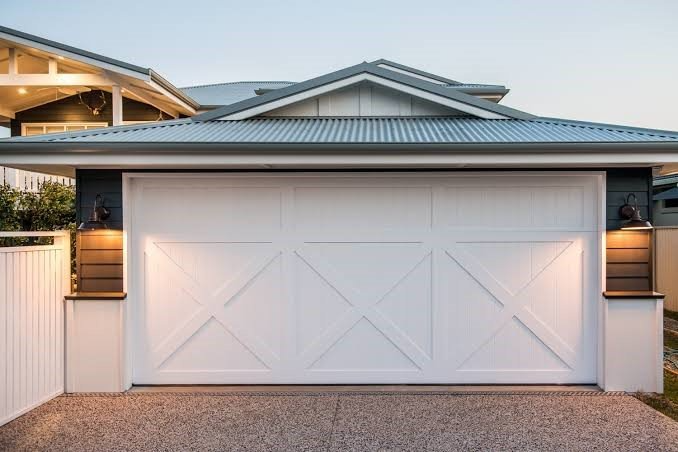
0;231;70;426
656;227;678;312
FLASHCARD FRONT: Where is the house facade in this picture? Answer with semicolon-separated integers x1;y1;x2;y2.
0;26;675;394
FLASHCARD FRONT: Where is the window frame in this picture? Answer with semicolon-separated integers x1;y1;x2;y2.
21;122;109;136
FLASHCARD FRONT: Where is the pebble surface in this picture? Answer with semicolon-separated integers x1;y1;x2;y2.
1;392;677;451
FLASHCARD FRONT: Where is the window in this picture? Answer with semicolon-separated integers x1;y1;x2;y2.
664;199;678;209
21;122;108;136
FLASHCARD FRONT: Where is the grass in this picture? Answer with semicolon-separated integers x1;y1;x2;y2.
636;370;678;422
635;310;678;421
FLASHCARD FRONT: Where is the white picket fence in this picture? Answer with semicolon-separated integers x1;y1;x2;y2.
1;167;74;192
0;231;70;426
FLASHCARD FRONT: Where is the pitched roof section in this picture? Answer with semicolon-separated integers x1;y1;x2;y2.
0;25;149;76
371;59;463;85
181;81;507;108
193;62;533;121
8;117;678;144
0;25;199;112
181;81;296;107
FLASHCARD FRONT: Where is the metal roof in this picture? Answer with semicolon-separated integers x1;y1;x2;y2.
180;81;507;108
181;82;296;106
371;59;463;85
193;62;532;121
654;187;678;200
8;117;678;144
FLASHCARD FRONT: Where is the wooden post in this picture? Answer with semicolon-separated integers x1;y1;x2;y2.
8;48;17;75
111;85;123;126
48;58;58;75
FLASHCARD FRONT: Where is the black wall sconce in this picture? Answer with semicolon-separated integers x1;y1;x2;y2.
619;193;653;230
78;194;111;230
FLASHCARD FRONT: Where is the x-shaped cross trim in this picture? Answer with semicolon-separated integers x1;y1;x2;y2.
295;245;432;370
446;241;582;370
146;243;281;370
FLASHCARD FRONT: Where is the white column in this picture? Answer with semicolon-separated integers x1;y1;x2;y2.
65;295;128;393
111;85;123;126
8;48;17;75
601;294;664;393
48;58;58;75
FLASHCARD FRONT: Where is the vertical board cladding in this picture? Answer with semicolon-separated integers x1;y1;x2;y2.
605;168;653;291
76;170;123;292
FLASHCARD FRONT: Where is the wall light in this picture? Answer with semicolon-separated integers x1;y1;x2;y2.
619;193;653;230
78;194;111;230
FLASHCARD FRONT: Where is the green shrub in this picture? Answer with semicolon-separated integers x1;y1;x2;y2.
0;181;76;273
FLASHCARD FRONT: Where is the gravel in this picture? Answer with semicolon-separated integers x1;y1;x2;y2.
1;392;677;451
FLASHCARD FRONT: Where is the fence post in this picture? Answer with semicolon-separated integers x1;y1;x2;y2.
53;231;72;294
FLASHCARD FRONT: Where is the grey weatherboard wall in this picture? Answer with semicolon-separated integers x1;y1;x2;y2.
73;168;653;293
76;169;123;292
10;92;173;137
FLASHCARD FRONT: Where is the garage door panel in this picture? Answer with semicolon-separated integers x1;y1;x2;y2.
130;174;600;384
458;317;570;372
293;186;432;230
159;318;269;372
139;186;282;233
437;182;595;231
298;243;430;306
309;318;420;372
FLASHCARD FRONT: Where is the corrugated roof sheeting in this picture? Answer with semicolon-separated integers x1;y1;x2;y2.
27;117;678;144
181;82;296;106
180;82;505;107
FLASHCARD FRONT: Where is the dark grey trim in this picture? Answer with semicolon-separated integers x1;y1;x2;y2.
370;59;463;85
192;62;535;121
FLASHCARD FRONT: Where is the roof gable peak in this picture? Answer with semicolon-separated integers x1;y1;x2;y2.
193;62;533;122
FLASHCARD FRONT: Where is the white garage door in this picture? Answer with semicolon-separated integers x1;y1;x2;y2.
128;173;600;385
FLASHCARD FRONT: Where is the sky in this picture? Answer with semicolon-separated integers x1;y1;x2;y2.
2;0;678;131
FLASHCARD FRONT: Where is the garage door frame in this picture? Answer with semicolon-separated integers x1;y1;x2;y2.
121;171;606;388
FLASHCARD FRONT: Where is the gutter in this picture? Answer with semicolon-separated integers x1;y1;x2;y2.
2;141;678;154
150;70;200;111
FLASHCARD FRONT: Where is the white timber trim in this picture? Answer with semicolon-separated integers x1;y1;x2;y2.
112;85;123;126
4;152;678;171
105;72;180;118
48;58;58;75
217;73;510;120
20;122;108;136
0;105;15;119
7;48;17;75
0;73;116;86
145;79;196;115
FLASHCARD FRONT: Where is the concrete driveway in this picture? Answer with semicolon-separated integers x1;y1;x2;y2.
1;391;677;451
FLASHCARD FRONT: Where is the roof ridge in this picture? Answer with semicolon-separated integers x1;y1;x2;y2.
181;81;296;89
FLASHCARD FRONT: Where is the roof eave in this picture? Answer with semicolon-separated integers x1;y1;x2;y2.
149;70;200;111
3;141;678;154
